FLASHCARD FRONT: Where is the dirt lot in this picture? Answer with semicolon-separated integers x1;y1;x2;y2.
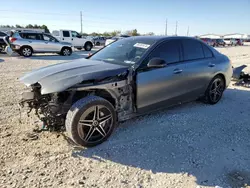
0;46;250;188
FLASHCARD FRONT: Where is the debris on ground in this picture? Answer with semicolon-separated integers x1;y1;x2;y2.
232;65;250;88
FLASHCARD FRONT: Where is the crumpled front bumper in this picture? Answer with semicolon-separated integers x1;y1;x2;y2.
19;91;35;106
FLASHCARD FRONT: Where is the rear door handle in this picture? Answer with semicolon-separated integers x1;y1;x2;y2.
28;41;32;43
173;69;183;74
208;63;215;67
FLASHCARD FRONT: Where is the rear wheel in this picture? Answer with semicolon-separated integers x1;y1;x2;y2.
66;96;117;147
84;42;93;51
20;46;32;57
96;42;100;46
61;47;72;56
204;75;225;104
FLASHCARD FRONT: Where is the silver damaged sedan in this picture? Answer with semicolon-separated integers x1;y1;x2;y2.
20;36;233;147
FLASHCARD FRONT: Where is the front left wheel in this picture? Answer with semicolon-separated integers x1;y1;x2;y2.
66;96;117;147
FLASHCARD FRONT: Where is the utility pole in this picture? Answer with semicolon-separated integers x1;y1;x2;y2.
80;11;83;34
165;19;168;36
187;26;189;36
175;21;178;36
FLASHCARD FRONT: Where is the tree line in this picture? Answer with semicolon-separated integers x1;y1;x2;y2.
0;25;155;36
0;24;50;33
82;29;155;37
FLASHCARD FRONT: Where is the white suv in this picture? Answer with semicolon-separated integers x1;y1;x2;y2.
9;31;73;57
52;30;93;51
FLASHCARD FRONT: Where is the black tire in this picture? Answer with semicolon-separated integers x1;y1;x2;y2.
84;42;93;51
203;75;225;105
20;46;33;57
76;48;82;50
61;47;72;56
66;95;117;147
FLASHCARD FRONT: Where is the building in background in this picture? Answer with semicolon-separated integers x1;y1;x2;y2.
223;33;249;39
199;34;222;39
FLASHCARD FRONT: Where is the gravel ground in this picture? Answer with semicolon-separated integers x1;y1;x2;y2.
0;46;250;188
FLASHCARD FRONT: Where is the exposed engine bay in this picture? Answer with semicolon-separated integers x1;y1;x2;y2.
20;77;134;131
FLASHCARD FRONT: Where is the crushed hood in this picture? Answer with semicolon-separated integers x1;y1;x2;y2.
20;58;128;94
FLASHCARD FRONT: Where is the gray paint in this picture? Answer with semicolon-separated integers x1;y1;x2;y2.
20;59;128;94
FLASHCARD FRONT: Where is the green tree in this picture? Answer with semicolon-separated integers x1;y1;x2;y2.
131;29;139;36
15;24;23;28
25;24;34;28
110;30;121;37
40;25;50;33
81;32;89;36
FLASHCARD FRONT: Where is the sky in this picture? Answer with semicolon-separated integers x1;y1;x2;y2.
1;0;250;36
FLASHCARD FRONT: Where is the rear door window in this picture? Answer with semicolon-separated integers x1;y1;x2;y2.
182;39;204;61
63;31;70;37
201;44;213;58
20;33;42;40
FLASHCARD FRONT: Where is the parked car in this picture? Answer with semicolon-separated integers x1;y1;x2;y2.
52;30;93;51
93;37;106;46
224;38;238;46
0;31;7;52
236;39;244;46
214;39;226;47
19;36;232;147
200;38;216;47
105;35;130;46
9;31;73;57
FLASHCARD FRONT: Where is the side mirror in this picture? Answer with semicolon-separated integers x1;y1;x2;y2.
147;58;167;68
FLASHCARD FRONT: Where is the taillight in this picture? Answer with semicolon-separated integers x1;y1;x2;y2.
10;38;17;43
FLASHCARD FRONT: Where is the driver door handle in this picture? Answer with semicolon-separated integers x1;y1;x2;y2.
173;69;183;74
208;63;215;67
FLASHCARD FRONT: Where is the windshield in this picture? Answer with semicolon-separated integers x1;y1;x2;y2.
89;37;156;65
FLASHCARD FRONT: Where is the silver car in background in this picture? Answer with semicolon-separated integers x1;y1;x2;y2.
19;36;233;147
9;31;73;57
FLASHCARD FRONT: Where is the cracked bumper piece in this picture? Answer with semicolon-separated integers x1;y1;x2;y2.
20;91;35;105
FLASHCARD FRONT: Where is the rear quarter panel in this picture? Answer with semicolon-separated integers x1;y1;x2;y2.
212;53;232;88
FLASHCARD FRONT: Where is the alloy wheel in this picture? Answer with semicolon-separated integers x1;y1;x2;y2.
23;48;31;56
77;105;113;143
63;48;70;56
86;44;91;51
209;78;224;103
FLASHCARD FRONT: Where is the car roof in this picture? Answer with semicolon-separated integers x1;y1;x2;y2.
120;35;202;42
